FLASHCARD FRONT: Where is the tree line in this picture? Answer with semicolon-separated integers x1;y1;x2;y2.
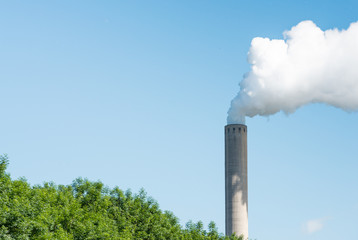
0;154;242;240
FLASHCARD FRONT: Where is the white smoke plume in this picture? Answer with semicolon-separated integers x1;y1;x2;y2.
228;20;358;124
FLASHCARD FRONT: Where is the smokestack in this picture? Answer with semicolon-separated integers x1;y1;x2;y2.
225;124;248;238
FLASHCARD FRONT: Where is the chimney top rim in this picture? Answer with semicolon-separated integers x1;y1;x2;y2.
225;124;247;127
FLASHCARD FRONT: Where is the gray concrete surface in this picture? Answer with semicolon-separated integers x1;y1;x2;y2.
225;124;248;239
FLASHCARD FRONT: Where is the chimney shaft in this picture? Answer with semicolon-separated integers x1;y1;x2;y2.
225;124;248;238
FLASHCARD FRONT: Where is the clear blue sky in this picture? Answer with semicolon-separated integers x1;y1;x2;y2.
1;1;358;239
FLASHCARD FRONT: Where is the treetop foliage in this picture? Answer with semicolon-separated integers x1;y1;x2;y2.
0;154;242;240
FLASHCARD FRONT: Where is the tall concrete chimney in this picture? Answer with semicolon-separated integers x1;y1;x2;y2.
225;124;248;238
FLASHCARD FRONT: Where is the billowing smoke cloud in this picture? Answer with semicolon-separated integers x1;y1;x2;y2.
228;20;358;124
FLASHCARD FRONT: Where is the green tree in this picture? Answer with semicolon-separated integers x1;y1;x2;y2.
0;154;244;240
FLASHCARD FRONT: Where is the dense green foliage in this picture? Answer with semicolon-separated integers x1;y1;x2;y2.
0;155;242;240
